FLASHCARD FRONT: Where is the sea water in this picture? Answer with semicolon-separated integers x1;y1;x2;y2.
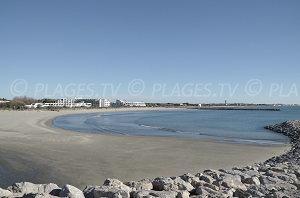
53;107;300;145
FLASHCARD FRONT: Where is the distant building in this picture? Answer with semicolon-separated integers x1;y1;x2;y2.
115;99;146;107
0;100;10;104
198;104;202;107
99;99;111;108
126;101;146;107
26;98;92;108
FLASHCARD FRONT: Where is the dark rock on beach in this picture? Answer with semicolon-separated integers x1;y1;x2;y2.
1;120;300;197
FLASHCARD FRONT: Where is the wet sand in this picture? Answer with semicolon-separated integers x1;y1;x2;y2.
0;108;290;189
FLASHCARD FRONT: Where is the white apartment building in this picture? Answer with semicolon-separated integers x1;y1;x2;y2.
26;98;92;108
99;99;111;108
0;100;10;104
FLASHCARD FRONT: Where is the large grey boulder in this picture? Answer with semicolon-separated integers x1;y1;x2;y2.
124;179;153;190
103;178;132;192
179;173;200;187
173;177;194;191
198;174;214;184
221;175;247;191
242;176;261;186
22;193;60;198
84;185;130;198
176;190;190;198
152;177;177;191
8;182;39;195
59;184;84;198
131;190;178;198
152;177;194;192
0;188;13;198
7;182;61;196
84;179;132;198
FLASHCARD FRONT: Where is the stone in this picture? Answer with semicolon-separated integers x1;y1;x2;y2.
233;189;252;198
83;185;130;198
221;175;247;191
0;188;13;198
124;179;153;191
22;193;59;198
103;178;132;192
44;183;61;196
242;176;260;186
202;169;221;180
131;190;178;198
59;184;84;198
198;175;214;184
8;182;39;195
173;177;194;191
7;182;61;196
179;173;200;187
194;186;220;196
176;190;190;198
151;177;194;192
152;177;177;191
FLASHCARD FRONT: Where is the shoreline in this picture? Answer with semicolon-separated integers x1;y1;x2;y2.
0;108;290;190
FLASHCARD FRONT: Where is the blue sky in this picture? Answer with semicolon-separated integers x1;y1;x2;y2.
0;0;299;103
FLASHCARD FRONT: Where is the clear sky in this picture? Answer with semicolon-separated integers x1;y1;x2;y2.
0;0;299;104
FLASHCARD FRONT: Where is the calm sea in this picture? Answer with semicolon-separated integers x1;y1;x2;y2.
53;107;300;145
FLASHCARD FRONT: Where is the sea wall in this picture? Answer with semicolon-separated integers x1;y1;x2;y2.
1;121;300;198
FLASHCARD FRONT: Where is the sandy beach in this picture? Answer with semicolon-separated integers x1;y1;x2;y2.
0;108;290;189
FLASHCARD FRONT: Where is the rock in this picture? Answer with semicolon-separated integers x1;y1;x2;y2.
221;175;247;191
44;183;61;196
83;185;130;198
179;173;200;187
173;177;194;191
198;174;214;184
194;186;220;196
103;178;132;192
152;177;177;191
176;191;189;198
242;176;260;186
8;182;39;195
22;193;59;198
0;188;13;198
202;182;219;191
179;173;200;188
59;184;84;198
7;182;61;196
131;190;178;198
83;178;133;198
124;179;153;190
233;189;252;198
201;169;221;180
151;177;194;192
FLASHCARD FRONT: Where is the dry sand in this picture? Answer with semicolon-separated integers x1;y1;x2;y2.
0;108;289;189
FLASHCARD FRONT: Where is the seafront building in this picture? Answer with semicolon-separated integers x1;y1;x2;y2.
115;99;146;107
26;98;92;108
0;100;10;104
99;99;111;108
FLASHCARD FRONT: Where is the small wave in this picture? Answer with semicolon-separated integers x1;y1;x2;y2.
139;124;182;133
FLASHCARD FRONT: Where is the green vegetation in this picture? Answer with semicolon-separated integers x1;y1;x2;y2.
0;96;36;110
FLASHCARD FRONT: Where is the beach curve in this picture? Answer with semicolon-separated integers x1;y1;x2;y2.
0;108;289;189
